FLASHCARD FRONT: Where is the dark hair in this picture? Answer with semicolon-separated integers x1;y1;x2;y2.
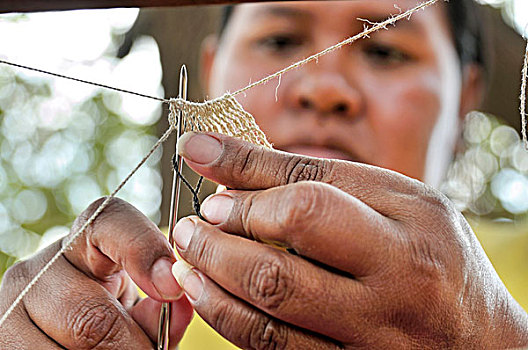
445;0;489;71
219;1;489;72
219;5;235;38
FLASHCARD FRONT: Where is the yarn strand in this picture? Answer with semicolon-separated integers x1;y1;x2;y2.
521;40;528;149
0;123;176;328
231;0;441;97
0;0;441;108
0;58;169;103
0;0;451;328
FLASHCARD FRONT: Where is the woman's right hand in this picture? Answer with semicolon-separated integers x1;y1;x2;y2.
0;197;193;350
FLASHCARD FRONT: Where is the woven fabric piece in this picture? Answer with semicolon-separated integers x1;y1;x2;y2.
171;94;273;149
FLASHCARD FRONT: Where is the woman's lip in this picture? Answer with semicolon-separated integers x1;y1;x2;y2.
281;145;357;161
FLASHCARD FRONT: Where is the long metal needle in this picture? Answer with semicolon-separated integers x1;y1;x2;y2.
157;64;188;350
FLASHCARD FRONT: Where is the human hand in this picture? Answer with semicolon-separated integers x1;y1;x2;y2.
172;132;528;349
0;198;193;349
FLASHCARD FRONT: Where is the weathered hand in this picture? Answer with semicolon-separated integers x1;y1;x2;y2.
0;198;193;349
172;132;528;349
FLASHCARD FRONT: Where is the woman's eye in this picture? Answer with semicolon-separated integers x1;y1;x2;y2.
363;44;411;65
257;34;303;54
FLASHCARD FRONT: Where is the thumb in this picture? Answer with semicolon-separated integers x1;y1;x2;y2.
177;132;332;190
177;132;437;221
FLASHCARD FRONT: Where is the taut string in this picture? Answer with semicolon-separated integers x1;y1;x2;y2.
230;0;441;98
0;122;176;328
0;0;442;107
0;0;446;328
0;58;169;103
521;40;528;149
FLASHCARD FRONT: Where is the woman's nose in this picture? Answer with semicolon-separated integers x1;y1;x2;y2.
289;70;362;118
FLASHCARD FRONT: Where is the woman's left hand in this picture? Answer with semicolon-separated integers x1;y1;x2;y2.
171;132;528;349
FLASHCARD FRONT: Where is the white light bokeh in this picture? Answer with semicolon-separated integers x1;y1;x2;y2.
38;226;69;250
11;189;48;224
37;96;74;131
443;113;528;218
477;0;528;37
0;164;7;194
464;111;492;144
0;203;11;233
510;0;528;37
0;8;164;264
0;8;139;68
106;130;162;168
0;226;41;259
491;169;528;214
106;166;163;220
465;147;499;180
511;144;528;172
67;175;103;215
107;36;164;126
489;125;519;157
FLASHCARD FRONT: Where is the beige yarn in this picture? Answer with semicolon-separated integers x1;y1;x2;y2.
521;40;528;149
0;0;446;328
172;94;272;148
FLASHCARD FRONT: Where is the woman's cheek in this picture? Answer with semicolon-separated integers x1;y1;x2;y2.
381;73;441;135
241;89;283;133
367;77;441;178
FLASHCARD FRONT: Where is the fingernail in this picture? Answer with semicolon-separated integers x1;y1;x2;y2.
151;258;184;300
201;194;234;225
172;260;204;302
177;132;223;165
173;218;195;250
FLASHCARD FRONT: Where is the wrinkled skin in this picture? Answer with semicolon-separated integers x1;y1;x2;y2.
170;132;528;349
0;198;193;349
2;0;528;349
201;0;483;187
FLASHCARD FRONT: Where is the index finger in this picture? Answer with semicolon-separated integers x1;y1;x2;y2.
177;132;434;219
64;197;182;302
201;182;392;277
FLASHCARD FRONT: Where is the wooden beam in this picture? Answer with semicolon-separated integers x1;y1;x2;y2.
0;0;261;13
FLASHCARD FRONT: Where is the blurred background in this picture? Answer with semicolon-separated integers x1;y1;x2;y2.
0;0;527;275
0;1;527;346
0;9;168;275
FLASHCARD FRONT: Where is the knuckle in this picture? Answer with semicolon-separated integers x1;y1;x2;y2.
71;196;125;234
209;299;237;338
69;299;122;349
1;261;29;286
247;253;294;312
415;185;456;221
209;300;288;350
423;191;452;214
410;247;445;286
190;224;217;273
402;245;447;307
124;226;165;266
284;157;329;184
1;261;30;301
249;319;288;350
240;193;258;239
229;143;263;181
277;183;321;234
90;197;128;223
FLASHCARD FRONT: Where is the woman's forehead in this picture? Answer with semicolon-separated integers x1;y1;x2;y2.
230;0;446;32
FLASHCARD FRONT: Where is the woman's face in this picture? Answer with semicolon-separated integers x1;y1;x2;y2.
203;1;481;187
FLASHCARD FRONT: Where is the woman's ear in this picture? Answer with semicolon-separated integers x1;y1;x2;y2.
459;63;485;119
200;34;219;94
